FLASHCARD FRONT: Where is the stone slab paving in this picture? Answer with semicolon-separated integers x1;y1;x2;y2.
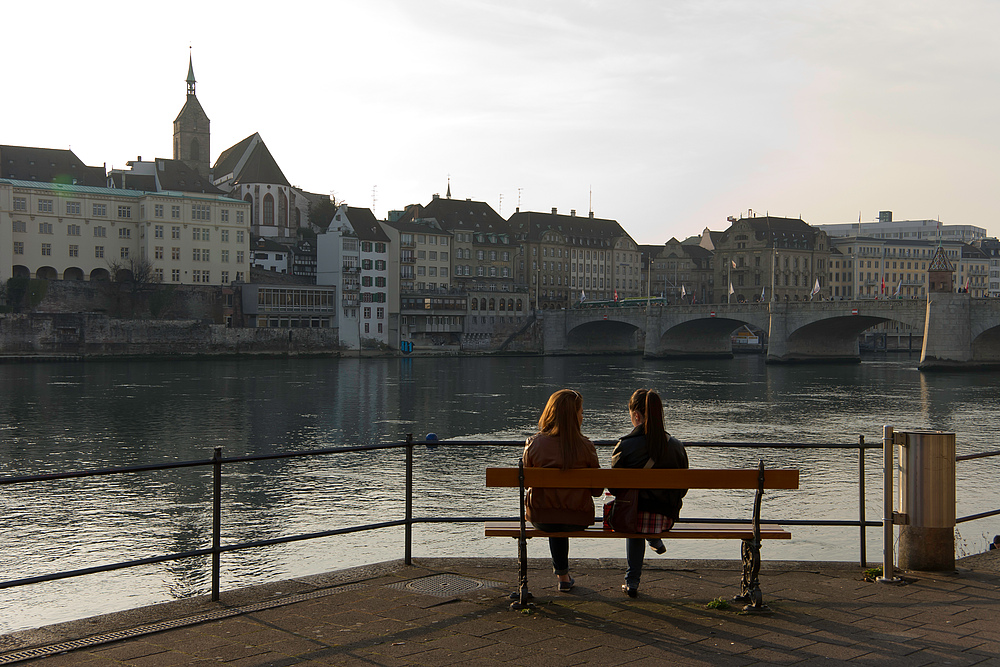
4;554;1000;666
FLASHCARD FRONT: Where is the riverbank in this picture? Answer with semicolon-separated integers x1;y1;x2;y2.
4;553;1000;665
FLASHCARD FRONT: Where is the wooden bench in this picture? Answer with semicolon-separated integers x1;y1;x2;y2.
485;461;799;611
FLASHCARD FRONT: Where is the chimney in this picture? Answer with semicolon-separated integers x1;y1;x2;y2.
551;207;557;214
570;209;576;217
432;193;440;199
589;211;594;219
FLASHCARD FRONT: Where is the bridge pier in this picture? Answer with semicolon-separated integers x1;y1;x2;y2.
919;292;972;370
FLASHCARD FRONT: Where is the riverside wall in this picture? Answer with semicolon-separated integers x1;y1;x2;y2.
0;313;342;358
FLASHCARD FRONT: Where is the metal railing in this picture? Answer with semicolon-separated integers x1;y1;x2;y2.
956;449;1000;524
0;435;929;603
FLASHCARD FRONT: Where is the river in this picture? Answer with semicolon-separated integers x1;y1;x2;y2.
1;354;999;632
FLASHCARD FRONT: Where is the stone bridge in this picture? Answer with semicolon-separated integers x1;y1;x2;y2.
541;294;1000;369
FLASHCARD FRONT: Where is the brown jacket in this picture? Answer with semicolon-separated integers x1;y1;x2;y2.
523;433;601;525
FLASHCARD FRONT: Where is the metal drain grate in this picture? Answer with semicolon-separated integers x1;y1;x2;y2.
388;574;504;598
0;582;369;665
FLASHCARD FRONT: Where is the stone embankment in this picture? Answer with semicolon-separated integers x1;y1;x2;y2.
0;313;341;359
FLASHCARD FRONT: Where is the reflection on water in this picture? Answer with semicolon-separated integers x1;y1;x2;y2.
2;355;999;632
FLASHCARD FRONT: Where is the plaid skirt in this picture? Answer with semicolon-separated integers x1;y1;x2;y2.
636;512;674;534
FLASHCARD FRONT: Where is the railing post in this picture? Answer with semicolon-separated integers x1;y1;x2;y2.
211;446;223;602
859;435;866;567
878;425;900;582
405;433;413;566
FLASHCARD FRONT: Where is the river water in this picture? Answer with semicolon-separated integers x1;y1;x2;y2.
2;354;999;633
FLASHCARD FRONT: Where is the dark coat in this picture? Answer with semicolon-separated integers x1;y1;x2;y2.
610;424;688;519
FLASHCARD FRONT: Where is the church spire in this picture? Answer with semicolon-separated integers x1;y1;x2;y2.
446;175;451;199
186;48;196;96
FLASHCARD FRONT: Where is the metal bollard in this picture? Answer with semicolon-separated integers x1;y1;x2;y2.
897;430;956;571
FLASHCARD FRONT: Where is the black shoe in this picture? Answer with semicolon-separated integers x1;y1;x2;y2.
648;539;666;555
558;576;575;592
622;583;638;598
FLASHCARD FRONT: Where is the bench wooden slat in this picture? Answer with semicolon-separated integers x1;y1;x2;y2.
485;467;799;490
484;520;791;540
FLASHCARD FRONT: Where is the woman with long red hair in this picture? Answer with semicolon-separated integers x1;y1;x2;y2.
523;389;601;592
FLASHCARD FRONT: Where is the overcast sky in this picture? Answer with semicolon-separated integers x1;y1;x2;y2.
5;0;998;242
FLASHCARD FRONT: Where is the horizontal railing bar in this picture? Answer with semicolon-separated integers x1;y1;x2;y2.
409;516;883;528
415;440;881;449
0;458;215;485
957;508;1000;523
219;520;408;553
0;547;214;589
956;450;1000;462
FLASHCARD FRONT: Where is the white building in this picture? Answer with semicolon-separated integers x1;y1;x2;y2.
2;178;249;285
817;212;986;244
317;205;391;349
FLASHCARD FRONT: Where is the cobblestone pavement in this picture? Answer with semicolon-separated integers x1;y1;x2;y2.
4;555;1000;666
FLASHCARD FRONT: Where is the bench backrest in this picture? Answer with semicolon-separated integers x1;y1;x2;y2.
485;467;799;490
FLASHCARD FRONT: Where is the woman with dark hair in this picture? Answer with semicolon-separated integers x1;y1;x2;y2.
611;388;688;597
524;389;601;592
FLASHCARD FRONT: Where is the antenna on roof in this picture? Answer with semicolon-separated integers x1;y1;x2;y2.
498;193;503;216
372;185;377;211
517;187;522;209
589;185;593;214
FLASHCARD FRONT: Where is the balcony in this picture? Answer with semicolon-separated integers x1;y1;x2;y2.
342;265;359;273
401;254;415;264
401;240;416;248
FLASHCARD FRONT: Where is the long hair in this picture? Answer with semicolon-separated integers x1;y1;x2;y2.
538;389;588;470
629;388;668;464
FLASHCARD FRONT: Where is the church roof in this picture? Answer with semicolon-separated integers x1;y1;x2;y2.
0;145;106;186
213;134;290;188
173;94;209;124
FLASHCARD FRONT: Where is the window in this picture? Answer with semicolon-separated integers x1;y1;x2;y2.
193;249;201;261
172;226;180;239
263;194;274;226
192;270;202;283
155;204;164;217
155;247;164;260
221;209;229;222
362;259;373;270
155;225;164;238
12;220;26;233
154;268;164;281
13;241;24;255
13;197;26;211
375;260;386;270
375;276;386;287
236;230;245;243
118;205;132;219
120;247;129;259
93;203;107;216
67;224;81;236
236;210;244;224
119;227;131;239
221;271;229;283
236;251;245;264
192;204;210;221
39;222;53;234
172;247;180;260
94;226;107;238
171;205;180;219
364;307;372;319
375;242;386;252
171;269;180;282
221;229;229;243
221;250;229;263
95;246;104;258
66;201;81;215
38;199;54;213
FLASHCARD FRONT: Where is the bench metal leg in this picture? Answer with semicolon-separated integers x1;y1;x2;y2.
508;536;535;609
734;538;769;612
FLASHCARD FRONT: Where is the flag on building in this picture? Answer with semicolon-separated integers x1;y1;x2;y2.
881;275;885;294
811;278;821;298
614;290;619;302
964;277;970;292
729;282;735;295
680;285;686;298
580;290;586;302
761;285;766;301
731;259;737;269
894;279;902;297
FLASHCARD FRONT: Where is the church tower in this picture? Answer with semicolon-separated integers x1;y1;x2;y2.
173;51;211;177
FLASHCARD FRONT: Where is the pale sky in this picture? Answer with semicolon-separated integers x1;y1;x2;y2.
5;0;999;242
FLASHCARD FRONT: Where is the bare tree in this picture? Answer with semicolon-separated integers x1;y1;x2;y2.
105;256;159;317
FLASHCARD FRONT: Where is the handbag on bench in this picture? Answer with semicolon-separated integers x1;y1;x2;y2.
603;458;654;533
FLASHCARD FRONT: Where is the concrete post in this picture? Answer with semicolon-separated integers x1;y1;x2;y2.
897;430;956;571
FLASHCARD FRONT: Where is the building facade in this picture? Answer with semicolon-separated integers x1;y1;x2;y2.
816;212;986;244
2;179;249;285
